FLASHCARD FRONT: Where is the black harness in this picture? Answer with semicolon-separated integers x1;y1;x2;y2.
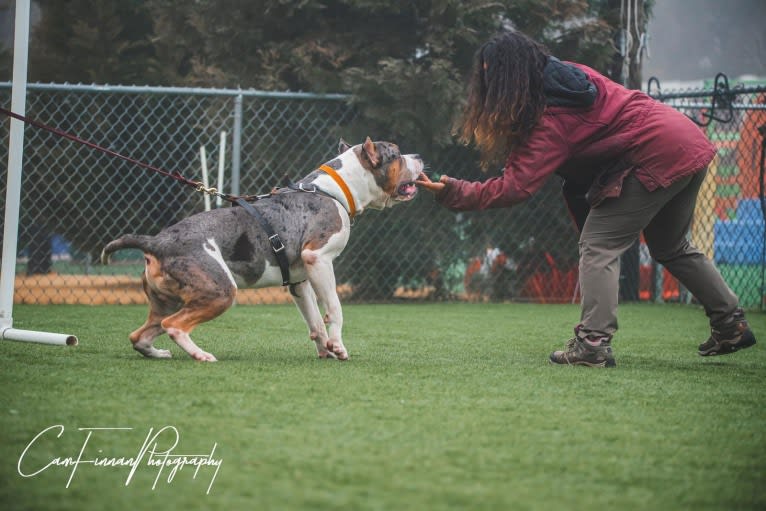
234;181;349;295
234;197;292;287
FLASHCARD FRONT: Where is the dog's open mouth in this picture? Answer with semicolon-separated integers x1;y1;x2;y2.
396;181;418;200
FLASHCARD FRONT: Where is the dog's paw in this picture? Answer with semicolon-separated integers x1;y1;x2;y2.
326;341;349;361
315;341;348;360
153;349;172;359
191;351;218;362
135;345;173;359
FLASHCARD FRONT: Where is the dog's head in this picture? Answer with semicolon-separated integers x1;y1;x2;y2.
336;137;423;210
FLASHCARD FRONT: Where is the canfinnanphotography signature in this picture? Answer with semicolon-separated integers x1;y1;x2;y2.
17;425;223;494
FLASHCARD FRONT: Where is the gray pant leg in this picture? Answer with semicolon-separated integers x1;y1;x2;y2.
642;170;739;326
578;169;737;335
578;175;660;335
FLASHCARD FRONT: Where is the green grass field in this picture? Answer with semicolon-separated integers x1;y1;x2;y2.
1;303;764;511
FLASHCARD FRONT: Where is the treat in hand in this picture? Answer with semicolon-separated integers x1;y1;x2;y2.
416;172;448;194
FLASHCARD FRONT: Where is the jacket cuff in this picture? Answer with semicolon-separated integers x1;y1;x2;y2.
434;177;455;203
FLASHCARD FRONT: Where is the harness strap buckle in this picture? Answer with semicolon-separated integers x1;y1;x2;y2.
298;183;316;193
268;233;285;253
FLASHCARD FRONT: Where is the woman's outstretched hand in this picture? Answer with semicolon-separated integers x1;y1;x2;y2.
416;172;449;194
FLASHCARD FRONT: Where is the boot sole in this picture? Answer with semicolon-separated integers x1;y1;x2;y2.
698;331;756;356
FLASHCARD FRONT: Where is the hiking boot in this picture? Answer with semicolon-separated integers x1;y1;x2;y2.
698;308;757;356
550;327;616;367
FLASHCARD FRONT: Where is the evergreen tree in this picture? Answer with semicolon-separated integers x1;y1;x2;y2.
29;0;161;84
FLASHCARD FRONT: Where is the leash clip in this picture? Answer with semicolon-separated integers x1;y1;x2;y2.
268;234;286;253
194;181;219;195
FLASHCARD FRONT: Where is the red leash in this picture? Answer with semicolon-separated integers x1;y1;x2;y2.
1;105;298;287
0;106;227;200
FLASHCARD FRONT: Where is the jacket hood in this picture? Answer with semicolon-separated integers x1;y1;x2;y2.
543;57;598;108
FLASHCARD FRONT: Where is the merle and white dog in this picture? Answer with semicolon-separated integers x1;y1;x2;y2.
101;138;422;362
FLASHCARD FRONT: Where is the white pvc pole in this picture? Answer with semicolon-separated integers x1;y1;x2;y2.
0;0;78;347
0;0;29;327
216;131;226;208
200;146;211;212
2;328;78;346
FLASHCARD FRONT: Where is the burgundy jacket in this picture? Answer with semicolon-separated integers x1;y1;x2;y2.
438;61;717;212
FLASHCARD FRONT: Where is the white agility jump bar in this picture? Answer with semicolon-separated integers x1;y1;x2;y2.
0;0;78;347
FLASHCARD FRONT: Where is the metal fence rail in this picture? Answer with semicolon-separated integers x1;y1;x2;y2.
1;79;764;308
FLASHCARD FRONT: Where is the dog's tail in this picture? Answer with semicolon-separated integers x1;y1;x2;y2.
101;235;155;265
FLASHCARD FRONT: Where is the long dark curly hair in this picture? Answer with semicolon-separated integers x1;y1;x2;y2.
457;31;550;170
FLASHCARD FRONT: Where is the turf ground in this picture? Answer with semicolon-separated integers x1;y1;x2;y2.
1;303;764;511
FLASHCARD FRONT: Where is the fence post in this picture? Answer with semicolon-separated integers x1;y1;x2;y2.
231;94;243;197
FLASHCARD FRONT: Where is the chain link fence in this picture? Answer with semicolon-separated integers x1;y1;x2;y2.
1;79;764;308
645;77;766;310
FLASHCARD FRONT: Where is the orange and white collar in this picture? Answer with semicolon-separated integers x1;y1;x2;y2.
318;164;357;218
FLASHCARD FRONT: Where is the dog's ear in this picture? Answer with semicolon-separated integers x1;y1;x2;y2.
338;138;352;154
362;136;380;167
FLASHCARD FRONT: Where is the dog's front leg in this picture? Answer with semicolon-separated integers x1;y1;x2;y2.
291;281;336;359
302;250;348;360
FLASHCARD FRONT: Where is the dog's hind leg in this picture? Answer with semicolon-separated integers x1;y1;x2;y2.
138;246;236;362
291;280;336;359
131;321;171;358
160;291;235;362
130;275;181;359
